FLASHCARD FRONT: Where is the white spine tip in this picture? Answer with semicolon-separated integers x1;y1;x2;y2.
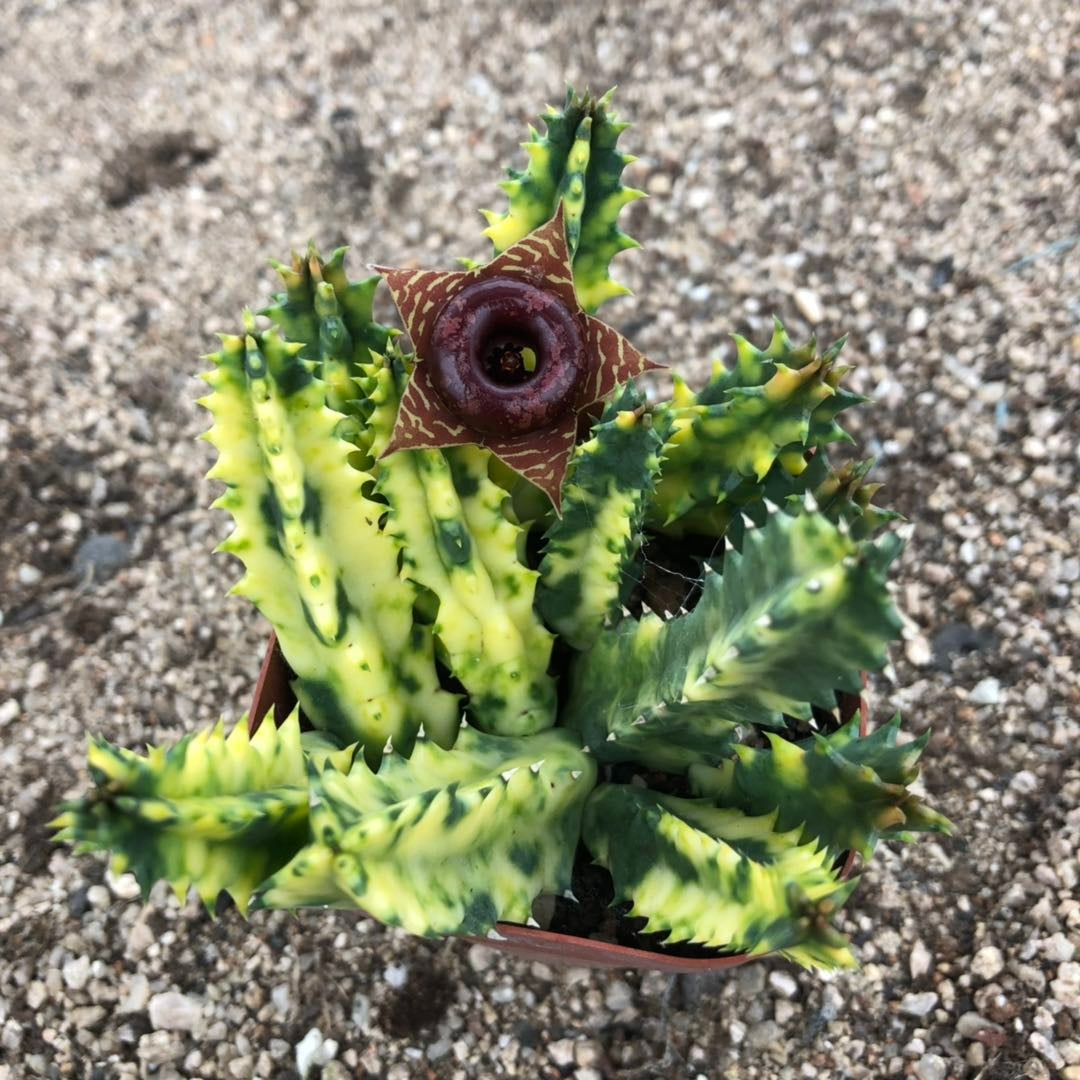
606;732;617;742
501;767;519;782
570;770;583;780
529;760;544;775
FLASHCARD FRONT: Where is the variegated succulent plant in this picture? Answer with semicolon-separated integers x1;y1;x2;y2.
54;88;951;970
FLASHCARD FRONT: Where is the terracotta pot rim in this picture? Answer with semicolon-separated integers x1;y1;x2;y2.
249;632;869;973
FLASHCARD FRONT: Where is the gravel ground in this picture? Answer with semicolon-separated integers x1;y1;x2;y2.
1;1;1077;1077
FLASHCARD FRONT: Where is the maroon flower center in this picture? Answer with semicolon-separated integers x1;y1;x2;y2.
427;278;586;437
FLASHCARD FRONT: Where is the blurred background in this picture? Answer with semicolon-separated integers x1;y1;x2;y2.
0;1;1077;1078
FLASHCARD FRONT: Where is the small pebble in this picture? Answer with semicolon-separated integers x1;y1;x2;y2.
906;306;929;334
768;970;799;999
62;955;91;992
910;940;933;979
604;979;636;1012
794;288;825;324
899;991;939;1018
73;533;132;583
17;563;42;586
969;677;1001;705
1025;683;1049;711
914;1053;947;1080
1029;1031;1065;1070
971;945;1006;981
148;991;202;1032
956;1011;1004;1040
549;1038;576;1067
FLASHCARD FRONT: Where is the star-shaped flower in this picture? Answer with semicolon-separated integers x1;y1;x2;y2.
374;205;661;510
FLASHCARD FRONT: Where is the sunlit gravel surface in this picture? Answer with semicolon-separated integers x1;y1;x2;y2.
1;2;1077;1077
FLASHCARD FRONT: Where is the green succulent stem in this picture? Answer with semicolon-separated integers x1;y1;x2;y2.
482;87;643;312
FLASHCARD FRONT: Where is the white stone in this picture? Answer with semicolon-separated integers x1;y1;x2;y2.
86;885;110;910
906;307;929;334
0;700;19;728
382;963;408;989
775;999;799;1025
604;979;635;1012
914;1053;947;1080
971;945;1006;980
1;1020;22;1052
1052;962;1080;1010
106;867;142;900
1025;684;1049;711
910;940;933;979
794;288;825;324
905;635;933;667
769;970;799;999
26;661;49;690
1029;1031;1065;1070
899;991;939;1017
148;992;202;1032
1044;933;1077;963
1010;770;1038;794
269;984;290;1015
17;564;42;586
118;974;150;1013
729;1019;747;1045
293;1030;336;1077
575;1039;602;1067
467;944;495;972
125;920;155;959
62;955;91;992
295;1028;324;1079
968;678;1001;705
548;1038;576;1067
25;982;46;1010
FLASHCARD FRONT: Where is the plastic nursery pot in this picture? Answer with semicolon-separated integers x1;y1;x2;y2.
248;633;868;974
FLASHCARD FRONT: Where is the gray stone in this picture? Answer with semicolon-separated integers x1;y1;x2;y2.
956;1012;1004;1040
73;534;132;583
